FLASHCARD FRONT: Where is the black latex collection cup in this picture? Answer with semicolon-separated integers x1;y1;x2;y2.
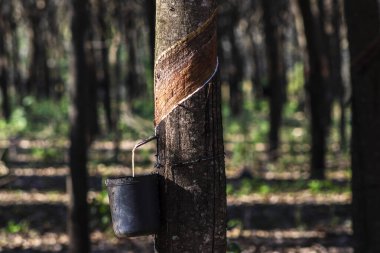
105;135;160;238
105;174;160;237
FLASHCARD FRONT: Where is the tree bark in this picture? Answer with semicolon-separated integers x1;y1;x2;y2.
86;6;100;140
0;19;10;121
67;0;91;252
87;48;100;140
144;0;155;71
298;0;332;179
330;0;347;151
262;0;287;157
97;0;113;130
9;1;22;99
227;3;244;116
154;0;226;252
345;1;380;252
24;2;51;98
124;4;144;103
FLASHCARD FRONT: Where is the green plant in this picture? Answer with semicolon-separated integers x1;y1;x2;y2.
5;220;29;234
227;178;350;196
227;241;242;253
226;183;234;196
90;186;111;231
227;219;243;230
31;147;62;162
258;184;271;195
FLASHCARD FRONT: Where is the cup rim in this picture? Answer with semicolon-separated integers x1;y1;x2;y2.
105;174;157;186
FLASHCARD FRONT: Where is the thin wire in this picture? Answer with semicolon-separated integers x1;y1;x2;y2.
131;135;157;177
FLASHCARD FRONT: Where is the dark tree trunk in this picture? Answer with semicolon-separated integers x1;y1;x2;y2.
249;0;265;98
67;0;91;252
86;13;100;140
125;7;144;103
97;0;113;130
26;18;39;96
0;22;10;121
330;0;347;151
87;49;100;140
262;0;287;157
319;0;347;152
154;0;226;252
9;2;22;99
227;4;244;116
144;0;155;71
345;1;380;252
126;29;139;100
25;3;51;99
251;42;264;98
113;40;123;161
298;0;332;179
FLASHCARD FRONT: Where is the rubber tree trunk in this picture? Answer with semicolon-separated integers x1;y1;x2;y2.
249;0;265;98
228;4;244;117
112;40;123;161
25;4;51;99
144;0;155;71
262;0;287;157
345;1;380;252
154;0;226;252
9;2;22;100
97;0;113;131
87;49;100;140
67;0;90;252
330;0;347;151
298;0;332;179
125;7;143;102
0;16;10;121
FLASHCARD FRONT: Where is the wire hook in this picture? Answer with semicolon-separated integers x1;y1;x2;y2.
132;135;157;177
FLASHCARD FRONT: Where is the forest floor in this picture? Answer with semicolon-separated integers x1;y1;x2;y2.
0;137;353;253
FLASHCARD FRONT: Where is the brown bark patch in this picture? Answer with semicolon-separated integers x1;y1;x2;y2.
154;10;218;125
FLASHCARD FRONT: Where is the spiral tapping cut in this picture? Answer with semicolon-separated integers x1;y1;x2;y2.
154;10;219;127
132;10;218;177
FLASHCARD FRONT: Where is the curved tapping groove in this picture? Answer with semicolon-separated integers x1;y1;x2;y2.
154;10;218;126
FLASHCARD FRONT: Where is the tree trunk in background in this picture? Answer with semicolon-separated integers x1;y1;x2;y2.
251;40;265;98
345;1;380;252
262;0;287;158
125;7;143;103
25;3;51;99
87;47;100;140
67;0;90;252
144;0;155;71
9;2;22;99
298;0;331;179
319;0;347;152
0;20;10;121
113;40;123;161
97;0;113;131
228;3;244;116
330;0;347;152
154;0;226;252
26;16;39;96
249;0;265;98
86;8;100;140
126;29;139;100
